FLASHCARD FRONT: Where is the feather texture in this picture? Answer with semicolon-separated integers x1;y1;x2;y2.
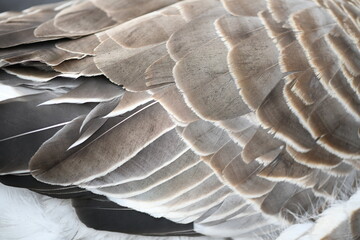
0;0;359;239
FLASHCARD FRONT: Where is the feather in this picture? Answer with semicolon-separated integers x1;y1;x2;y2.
35;19;82;38
258;150;313;183
151;84;199;124
256;82;316;152
163;186;232;223
0;174;92;199
195;213;278;238
108;161;214;210
30;103;175;185
69;97;121;149
0;91;92;143
94;148;199;198
220;0;267;16
0;83;43;102
157;176;227;214
40;77;123;105
196;194;247;224
241;128;284;164
53;56;102;77
227;21;282;110
94;39;167;91
167;8;225;61
72;197;196;236
0;125;62;174
91;0;181;23
52;1;117;35
218;113;258;133
174;37;250;121
4;64;61;81
0;42;84;67
105;11;186;48
0;7;59;48
178;120;230;156
145;54;176;87
205;140;242;176
81;129;189;188
267;0;316;23
56;34;101;55
286;144;342;168
222;154;276;197
105;91;152;117
176;0;220;21
1;0;360;239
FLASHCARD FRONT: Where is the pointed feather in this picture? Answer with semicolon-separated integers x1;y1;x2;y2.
155;176;227;214
41;77;123;105
109;161;214;209
163;186;231;223
30;103;175;185
0;42;84;67
151;84;199;124
197;194;247;224
105;91;152;117
4;65;60;81
95;149;200;198
81;130;189;188
69;98;121;149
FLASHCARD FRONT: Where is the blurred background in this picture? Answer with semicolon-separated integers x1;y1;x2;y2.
0;0;62;12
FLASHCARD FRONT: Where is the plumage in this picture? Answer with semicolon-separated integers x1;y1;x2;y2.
82;129;190;188
0;0;360;239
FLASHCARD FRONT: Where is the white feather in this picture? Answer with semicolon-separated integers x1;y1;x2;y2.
0;183;216;240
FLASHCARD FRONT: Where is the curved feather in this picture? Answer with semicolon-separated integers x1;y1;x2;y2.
0;0;359;239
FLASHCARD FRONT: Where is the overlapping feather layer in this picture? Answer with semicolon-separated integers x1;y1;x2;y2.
0;0;359;239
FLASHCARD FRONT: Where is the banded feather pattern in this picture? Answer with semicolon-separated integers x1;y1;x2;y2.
0;0;359;239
